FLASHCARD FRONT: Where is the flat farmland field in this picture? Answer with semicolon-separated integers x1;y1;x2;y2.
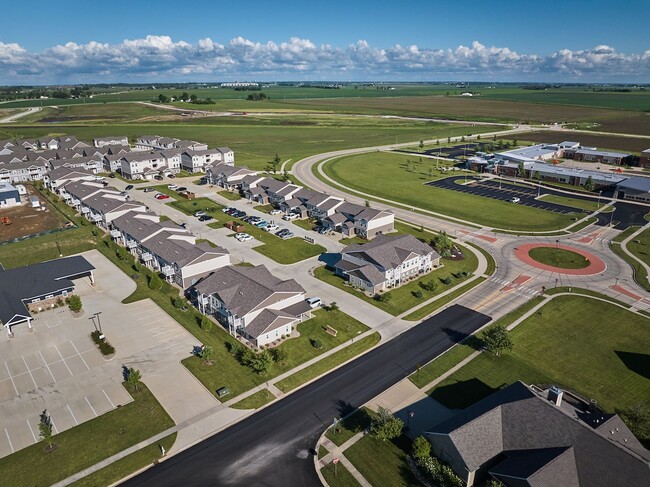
278;95;639;124
514;131;650;153
481;90;650;111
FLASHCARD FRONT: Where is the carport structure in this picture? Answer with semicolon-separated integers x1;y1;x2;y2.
0;256;95;337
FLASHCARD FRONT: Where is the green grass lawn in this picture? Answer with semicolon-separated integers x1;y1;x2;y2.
627;227;650;266
218;190;242;201
403;277;486;321
315;237;478;316
325;408;376;446
0;383;173;487
528;247;591;269
231;389;276;410
544;287;632;308
610;242;650;292
321;461;361;487
275;333;381;393
345;434;419;487
321;152;584;231
184;309;369;399
254;204;274;213
292;218;318;231
613;225;642;243
69;433;177;487
318;445;328;460
538;193;612;212
409;296;546;388
429;296;650;413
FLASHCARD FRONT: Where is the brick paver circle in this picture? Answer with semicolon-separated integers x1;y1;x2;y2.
514;243;606;275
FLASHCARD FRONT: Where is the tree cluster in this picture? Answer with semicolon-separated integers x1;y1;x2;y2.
432;231;453;257
482;324;514;357
371;407;403;441
228;342;286;375
246;92;268;101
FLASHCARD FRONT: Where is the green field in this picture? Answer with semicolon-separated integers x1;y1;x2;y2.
626;227;650;266
528;247;591;269
321;152;583;231
481;89;650;111
0;383;173;487
429;296;650;414
516;130;650;153
345;434;418;487
25;103;170;125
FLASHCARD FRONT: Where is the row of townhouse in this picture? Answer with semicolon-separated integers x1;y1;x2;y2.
58;180;148;227
235;175;394;240
0;135;89;152
134;135;208;152
332;233;441;294
119;148;234;180
110;211;231;289
205;162;259;189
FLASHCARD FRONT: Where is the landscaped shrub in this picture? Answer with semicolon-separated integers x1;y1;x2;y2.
420;280;438;292
148;272;162;290
412;436;431;462
442;277;452;285
412;290;423;299
66;295;82;312
90;330;115;356
311;338;322;349
200;317;213;332
414;455;463;487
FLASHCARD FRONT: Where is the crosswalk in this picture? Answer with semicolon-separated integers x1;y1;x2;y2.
489;276;542;298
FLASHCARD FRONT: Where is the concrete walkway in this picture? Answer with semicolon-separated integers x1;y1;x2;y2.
619;222;650;288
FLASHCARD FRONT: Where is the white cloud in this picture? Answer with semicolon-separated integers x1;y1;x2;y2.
0;36;648;83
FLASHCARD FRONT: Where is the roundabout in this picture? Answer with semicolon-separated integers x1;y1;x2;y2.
514;243;607;275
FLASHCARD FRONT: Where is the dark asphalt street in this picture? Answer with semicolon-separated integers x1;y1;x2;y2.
123;305;490;487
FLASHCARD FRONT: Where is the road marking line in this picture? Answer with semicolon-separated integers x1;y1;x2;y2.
26;419;37;442
4;362;19;395
38;351;56;383
54;345;74;376
85;396;98;417
67;404;79;425
103;389;116;408
69;341;90;370
5;429;14;453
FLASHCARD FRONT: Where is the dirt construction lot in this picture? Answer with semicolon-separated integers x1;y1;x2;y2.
0;187;69;241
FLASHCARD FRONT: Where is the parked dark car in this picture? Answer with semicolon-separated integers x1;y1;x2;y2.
176;186;188;192
154;175;164;181
232;210;246;218
108;173;116;178
125;184;134;191
198;215;214;222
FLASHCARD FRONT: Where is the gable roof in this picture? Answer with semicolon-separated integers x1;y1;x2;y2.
342;234;437;270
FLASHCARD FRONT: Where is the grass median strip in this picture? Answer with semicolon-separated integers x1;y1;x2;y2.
69;433;177;487
403;277;486;321
321;461;361;487
275;333;381;393
538;193;611;212
231;389;276;410
609;243;650;292
0;383;173;487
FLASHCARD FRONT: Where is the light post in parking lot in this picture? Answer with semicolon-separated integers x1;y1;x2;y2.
597;190;602;208
89;311;103;339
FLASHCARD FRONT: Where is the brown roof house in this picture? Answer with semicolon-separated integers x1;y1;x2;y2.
333;234;440;295
425;381;650;487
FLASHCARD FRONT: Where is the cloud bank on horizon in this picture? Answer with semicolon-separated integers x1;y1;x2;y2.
1;35;649;83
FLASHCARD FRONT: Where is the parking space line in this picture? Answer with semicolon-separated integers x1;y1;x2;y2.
4;362;18;396
69;341;90;370
103;389;116;408
21;356;38;390
26;419;37;442
4;429;13;453
67;404;79;425
50;417;59;434
54;345;74;376
85;396;98;417
38;351;56;383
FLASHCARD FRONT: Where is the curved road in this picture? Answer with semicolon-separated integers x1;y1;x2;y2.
0;106;40;124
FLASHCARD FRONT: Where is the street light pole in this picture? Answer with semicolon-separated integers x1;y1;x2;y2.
597;190;602;208
95;311;103;335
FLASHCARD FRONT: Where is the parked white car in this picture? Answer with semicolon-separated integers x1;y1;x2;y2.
264;224;279;232
168;184;178;190
282;213;299;221
269;209;282;215
234;233;253;242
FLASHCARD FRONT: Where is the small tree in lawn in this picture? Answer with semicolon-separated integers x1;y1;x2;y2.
272;347;288;366
517;162;526;178
200;316;213;332
584;175;595;192
432;231;453;257
39;409;54;450
327;301;339;312
380;292;393;303
250;349;273;375
371;407;403;441
419;139;424;150
148;272;162;290
482;324;513;357
67;294;82;312
199;345;215;365
271;153;281;173
126;367;142;391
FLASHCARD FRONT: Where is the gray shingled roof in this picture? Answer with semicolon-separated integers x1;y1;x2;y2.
243;309;296;339
342;234;438;271
194;265;304;317
427;382;650;486
47;167;94;181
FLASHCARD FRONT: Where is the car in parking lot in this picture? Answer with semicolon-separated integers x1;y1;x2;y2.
222;207;235;213
232;210;246;218
306;297;322;308
269;209;282;215
279;231;294;239
168;174;176;179
234;233;253;242
176;186;188;192
282;212;299;221
154;174;164;181
198;215;213;222
264;223;279;232
108;173;116;178
317;226;329;235
194;210;207;217
254;220;269;228
144;187;155;193
510;197;521;203
155;193;169;200
124;184;134;191
168;184;178;190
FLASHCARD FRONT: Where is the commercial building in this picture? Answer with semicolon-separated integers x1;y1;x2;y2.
615;176;650;203
0;182;21;207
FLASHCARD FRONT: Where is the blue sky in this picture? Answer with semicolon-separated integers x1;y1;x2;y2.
0;0;648;83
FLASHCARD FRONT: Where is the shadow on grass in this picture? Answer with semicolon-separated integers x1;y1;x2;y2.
429;378;501;410
615;351;650;380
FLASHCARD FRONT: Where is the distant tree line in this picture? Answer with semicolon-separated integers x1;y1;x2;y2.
0;86;93;101
153;92;215;104
246;92;268;101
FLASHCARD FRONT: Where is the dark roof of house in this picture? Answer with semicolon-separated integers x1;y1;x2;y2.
0;256;95;326
489;447;580;487
342;233;438;271
194;265;304;317
426;382;650;487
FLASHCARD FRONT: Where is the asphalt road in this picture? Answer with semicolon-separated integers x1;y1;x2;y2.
124;305;490;487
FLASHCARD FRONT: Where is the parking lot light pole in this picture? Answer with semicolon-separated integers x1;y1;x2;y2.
597;190;602;208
